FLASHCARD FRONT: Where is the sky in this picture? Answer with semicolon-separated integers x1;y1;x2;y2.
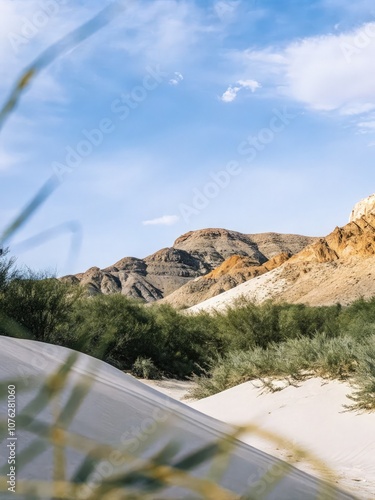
1;0;375;275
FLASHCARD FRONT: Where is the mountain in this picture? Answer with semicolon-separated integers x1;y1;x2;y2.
62;229;315;302
160;252;291;308
189;196;375;313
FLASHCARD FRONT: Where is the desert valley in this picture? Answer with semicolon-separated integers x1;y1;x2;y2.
1;2;375;498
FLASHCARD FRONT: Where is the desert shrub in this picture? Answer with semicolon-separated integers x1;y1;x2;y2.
213;301;283;350
339;298;375;341
348;336;375;411
191;333;360;399
149;305;224;378
69;294;161;370
0;248;18;292
66;299;219;378
0;270;80;343
278;303;341;340
132;356;161;379
212;301;342;352
190;346;280;399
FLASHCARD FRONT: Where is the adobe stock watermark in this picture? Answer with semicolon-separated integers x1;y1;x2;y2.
8;0;68;54
340;22;375;63
246;462;292;496
215;0;259;21
178;106;296;223
51;65;166;183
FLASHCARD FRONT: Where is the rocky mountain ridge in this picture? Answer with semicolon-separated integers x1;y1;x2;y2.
62;229;316;302
189;203;375;312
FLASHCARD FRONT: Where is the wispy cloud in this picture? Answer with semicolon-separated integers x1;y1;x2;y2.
0;149;22;173
232;22;375;130
220;79;261;102
358;120;375;129
169;71;184;85
142;215;180;226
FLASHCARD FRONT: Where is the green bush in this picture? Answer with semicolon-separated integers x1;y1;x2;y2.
0;270;81;343
348;336;375;411
191;333;360;399
211;301;342;352
149;305;224;378
68;294;161;370
2;263;375;411
131;356;161;379
0;248;18;293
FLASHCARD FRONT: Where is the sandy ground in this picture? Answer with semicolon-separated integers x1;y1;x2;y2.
1;337;345;499
190;377;375;500
138;377;196;401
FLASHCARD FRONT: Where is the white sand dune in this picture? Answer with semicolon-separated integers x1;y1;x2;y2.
0;336;354;499
190;378;375;500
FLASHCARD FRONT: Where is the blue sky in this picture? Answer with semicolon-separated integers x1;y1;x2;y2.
1;0;375;275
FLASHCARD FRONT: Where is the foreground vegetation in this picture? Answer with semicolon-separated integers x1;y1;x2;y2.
1;252;375;410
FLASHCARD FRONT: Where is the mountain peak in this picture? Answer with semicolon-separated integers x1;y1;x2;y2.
350;193;375;222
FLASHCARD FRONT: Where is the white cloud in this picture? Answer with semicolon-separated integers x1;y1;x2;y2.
221;86;239;102
142;215;180;226
235;22;375;129
220;79;261;102
340;103;375;115
358;121;375;129
237;79;262;92
0;148;23;173
169;71;184;85
112;1;203;66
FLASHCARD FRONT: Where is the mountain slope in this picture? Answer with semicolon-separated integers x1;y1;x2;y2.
189;213;375;312
62;230;315;302
160;252;292;308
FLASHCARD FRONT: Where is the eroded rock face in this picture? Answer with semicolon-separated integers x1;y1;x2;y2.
173;229;266;268
189;212;375;312
161;252;292;309
350;194;375;222
61;229;315;302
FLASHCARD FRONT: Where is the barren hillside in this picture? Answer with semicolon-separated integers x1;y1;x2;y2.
62;230;314;302
189;211;375;313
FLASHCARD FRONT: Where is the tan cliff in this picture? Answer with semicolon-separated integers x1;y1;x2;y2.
189;208;375;313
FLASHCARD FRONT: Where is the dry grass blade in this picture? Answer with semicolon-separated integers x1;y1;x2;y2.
0;177;58;248
0;2;126;132
11;220;82;272
0;1;127;248
20;352;79;419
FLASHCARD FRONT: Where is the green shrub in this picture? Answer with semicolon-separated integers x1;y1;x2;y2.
348;336;375;411
0;270;81;343
132;356;161;379
69;294;161;370
191;333;360;399
0;248;18;292
149;305;224;378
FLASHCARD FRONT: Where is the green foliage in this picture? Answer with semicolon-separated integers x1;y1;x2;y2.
0;248;18;292
132;357;161;380
2;260;375;410
210;301;342;352
68;294;160;370
150;305;224;378
348;336;375;411
191;333;360;399
0;270;81;343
